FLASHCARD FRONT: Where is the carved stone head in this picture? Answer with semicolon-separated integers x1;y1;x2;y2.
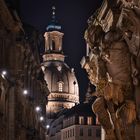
121;0;137;7
117;7;134;33
85;25;104;50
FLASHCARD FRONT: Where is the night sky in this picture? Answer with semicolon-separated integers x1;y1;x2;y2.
18;0;102;102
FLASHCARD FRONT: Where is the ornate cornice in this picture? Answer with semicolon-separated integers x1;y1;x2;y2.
48;92;79;103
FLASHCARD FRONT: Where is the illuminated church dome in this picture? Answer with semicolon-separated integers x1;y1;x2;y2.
42;7;79;119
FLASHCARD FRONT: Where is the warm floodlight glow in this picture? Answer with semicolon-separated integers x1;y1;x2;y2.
40;116;44;121
35;106;41;112
1;70;7;79
2;71;7;76
46;125;50;129
23;90;28;95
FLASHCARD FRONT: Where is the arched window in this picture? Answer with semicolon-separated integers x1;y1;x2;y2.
79;116;84;125
58;81;63;92
87;116;92;125
51;40;55;51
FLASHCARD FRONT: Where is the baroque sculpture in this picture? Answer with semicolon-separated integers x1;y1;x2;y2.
84;0;140;139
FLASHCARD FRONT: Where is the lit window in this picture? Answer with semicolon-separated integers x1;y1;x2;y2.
79;116;84;125
87;117;92;125
96;115;100;125
58;81;63;92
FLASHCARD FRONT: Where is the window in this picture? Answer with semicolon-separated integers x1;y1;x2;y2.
96;116;100;125
58;81;63;92
66;131;67;138
63;132;65;139
80;128;83;136
79;116;84;125
96;129;101;137
72;116;75;124
88;128;92;136
70;129;72;137
73;128;74;136
87;117;92;125
51;40;55;50
68;130;69;138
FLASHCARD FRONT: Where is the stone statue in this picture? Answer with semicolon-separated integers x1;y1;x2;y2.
84;1;140;139
119;5;140;83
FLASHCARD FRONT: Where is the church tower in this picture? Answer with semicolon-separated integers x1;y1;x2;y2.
42;7;79;119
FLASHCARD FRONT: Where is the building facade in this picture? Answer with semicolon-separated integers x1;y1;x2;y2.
0;0;49;139
46;103;101;140
81;0;140;140
42;7;101;140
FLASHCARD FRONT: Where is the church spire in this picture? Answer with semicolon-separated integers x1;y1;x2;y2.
52;6;56;22
44;6;64;61
46;6;61;31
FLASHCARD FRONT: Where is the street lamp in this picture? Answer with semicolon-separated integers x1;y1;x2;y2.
1;70;7;79
2;70;7;75
46;125;50;129
40;116;44;121
35;106;41;112
23;89;28;95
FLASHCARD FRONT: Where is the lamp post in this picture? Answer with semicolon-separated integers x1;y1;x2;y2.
40;116;44;121
35;106;41;112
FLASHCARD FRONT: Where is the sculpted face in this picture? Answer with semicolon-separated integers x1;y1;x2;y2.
86;25;104;51
121;0;136;7
117;8;135;35
85;25;96;47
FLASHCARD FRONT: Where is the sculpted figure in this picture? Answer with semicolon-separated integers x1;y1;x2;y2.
119;5;140;85
84;3;138;139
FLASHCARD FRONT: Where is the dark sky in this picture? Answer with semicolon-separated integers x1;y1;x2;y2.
19;0;102;102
